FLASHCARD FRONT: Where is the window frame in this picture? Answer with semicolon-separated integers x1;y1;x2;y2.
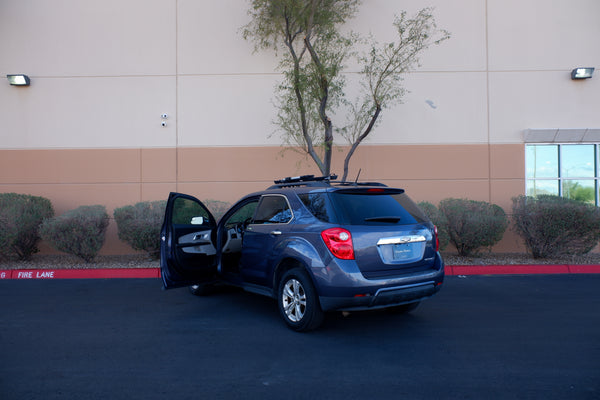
525;143;599;206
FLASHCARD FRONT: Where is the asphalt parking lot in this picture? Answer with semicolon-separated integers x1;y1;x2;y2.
1;275;599;400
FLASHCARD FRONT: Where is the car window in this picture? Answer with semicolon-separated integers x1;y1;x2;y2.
172;197;212;226
224;200;258;228
253;195;292;224
329;190;428;225
298;192;334;223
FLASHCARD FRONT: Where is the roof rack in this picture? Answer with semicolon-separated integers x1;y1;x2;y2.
270;175;337;188
270;174;388;189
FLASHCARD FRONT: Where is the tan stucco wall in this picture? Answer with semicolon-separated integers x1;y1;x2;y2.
0;144;524;254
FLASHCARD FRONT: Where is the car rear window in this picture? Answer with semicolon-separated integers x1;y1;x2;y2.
329;189;428;226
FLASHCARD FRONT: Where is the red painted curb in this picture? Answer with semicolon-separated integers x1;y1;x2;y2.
0;268;160;280
1;265;600;280
567;264;600;274
445;264;600;276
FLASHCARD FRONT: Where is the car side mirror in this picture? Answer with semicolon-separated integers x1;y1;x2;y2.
190;216;204;225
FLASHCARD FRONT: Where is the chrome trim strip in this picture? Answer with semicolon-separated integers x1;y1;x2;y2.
374;281;436;296
377;235;426;245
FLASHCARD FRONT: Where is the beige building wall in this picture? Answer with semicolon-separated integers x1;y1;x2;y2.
1;0;599;254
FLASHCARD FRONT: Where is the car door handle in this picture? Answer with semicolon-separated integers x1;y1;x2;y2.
270;230;282;236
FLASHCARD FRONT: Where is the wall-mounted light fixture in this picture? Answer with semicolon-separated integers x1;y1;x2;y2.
571;67;594;80
7;74;31;86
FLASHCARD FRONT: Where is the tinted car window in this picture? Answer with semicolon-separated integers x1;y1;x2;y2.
224;201;258;228
298;192;334;223
172;197;212;226
253;195;292;224
329;190;428;225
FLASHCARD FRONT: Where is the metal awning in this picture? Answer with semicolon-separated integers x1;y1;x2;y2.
523;129;600;143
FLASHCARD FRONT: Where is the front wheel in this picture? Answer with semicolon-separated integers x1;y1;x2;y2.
278;268;324;332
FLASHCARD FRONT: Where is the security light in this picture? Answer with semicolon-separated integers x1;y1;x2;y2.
7;74;31;86
571;68;594;80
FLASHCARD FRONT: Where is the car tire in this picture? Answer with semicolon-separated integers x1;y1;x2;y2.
387;301;420;314
278;268;324;332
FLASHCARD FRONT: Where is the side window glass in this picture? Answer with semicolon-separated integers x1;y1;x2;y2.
172;197;211;226
253;196;292;224
299;193;333;223
224;201;258;228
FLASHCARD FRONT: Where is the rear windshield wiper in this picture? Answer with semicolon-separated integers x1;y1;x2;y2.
364;216;402;223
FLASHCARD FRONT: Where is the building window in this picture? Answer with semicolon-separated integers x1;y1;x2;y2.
526;144;598;206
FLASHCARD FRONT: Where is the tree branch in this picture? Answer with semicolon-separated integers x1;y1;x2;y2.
304;35;333;175
283;8;326;174
342;104;381;181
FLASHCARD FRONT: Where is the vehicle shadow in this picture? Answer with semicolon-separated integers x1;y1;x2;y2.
185;284;430;335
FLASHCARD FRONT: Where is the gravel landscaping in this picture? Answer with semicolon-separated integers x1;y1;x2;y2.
443;252;600;266
1;252;600;270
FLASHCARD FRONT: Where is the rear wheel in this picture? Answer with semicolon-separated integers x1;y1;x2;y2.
278;268;324;332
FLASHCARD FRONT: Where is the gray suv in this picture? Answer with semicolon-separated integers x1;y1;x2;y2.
161;175;444;331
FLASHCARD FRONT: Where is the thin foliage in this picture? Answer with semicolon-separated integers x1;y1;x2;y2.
243;1;449;180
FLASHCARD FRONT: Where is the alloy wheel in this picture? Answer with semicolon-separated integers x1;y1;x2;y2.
282;278;306;322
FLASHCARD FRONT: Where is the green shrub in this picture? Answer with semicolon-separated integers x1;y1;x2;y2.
0;214;17;258
0;193;54;260
204;199;232;221
40;205;109;262
417;201;449;250
439;198;508;257
512;195;600;258
114;200;167;259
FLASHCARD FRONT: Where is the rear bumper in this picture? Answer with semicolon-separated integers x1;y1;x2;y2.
314;252;445;312
319;280;442;312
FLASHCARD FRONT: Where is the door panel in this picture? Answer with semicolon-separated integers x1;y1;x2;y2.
160;192;218;289
239;224;279;285
239;195;293;286
218;197;259;275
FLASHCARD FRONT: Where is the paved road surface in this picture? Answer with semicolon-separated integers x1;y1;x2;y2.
1;275;599;399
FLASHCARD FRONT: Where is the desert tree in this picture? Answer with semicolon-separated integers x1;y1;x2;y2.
243;0;449;181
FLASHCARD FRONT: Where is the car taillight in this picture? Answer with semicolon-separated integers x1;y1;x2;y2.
434;225;440;252
321;228;354;260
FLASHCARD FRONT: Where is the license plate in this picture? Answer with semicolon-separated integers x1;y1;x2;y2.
392;243;416;260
